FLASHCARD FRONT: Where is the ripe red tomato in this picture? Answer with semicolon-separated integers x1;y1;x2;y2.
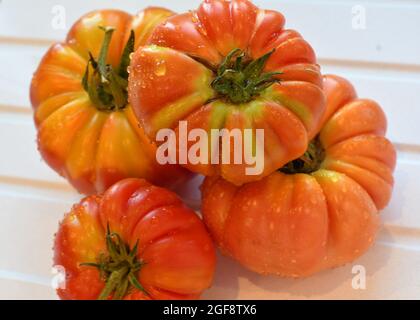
128;0;325;186
201;74;396;277
54;178;216;300
30;8;191;195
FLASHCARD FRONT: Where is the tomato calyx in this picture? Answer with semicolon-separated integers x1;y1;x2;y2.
211;48;282;104
82;27;135;112
80;225;148;300
280;137;326;174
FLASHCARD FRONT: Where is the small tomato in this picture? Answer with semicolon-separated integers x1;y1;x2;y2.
54;178;216;300
31;8;191;194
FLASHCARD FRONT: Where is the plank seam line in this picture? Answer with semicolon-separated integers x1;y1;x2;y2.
0;175;72;193
0;269;51;287
0;104;31;114
319;58;420;74
278;0;420;9
0;36;53;47
394;142;420;154
1;37;419;75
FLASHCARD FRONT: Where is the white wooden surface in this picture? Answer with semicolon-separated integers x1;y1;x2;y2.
0;0;419;300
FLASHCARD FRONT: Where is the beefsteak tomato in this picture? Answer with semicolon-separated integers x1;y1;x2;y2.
128;0;325;186
30;8;191;195
54;178;216;300
201;74;396;277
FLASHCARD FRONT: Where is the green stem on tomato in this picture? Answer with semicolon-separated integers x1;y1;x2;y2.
211;48;282;104
80;224;148;300
82;27;135;112
280;136;326;174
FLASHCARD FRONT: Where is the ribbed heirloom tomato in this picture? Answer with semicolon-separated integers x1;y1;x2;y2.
54;178;216;300
128;0;326;185
201;75;396;277
30;8;191;195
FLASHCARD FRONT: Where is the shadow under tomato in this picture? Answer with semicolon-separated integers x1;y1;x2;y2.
175;175;204;211
202;226;393;300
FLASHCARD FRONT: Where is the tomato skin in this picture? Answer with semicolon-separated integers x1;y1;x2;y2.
54;178;216;300
30;8;192;195
129;0;325;186
201;75;396;277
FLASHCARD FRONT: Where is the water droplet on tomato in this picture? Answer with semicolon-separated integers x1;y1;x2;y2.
190;12;198;23
154;60;167;76
135;64;143;73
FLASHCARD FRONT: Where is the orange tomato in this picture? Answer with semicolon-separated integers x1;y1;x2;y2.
30;8;191;194
201;74;396;277
128;0;325;185
54;178;216;300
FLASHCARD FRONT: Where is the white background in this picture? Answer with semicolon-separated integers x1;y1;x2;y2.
0;0;419;299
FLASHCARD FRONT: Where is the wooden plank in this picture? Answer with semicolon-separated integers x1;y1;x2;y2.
0;161;419;280
268;0;420;66
1;234;419;299
203;242;420;299
0;43;46;108
1;0;419;65
0;193;71;278
0;114;419;230
0;278;56;300
381;148;420;231
0;114;69;185
0;0;196;41
0;43;419;145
